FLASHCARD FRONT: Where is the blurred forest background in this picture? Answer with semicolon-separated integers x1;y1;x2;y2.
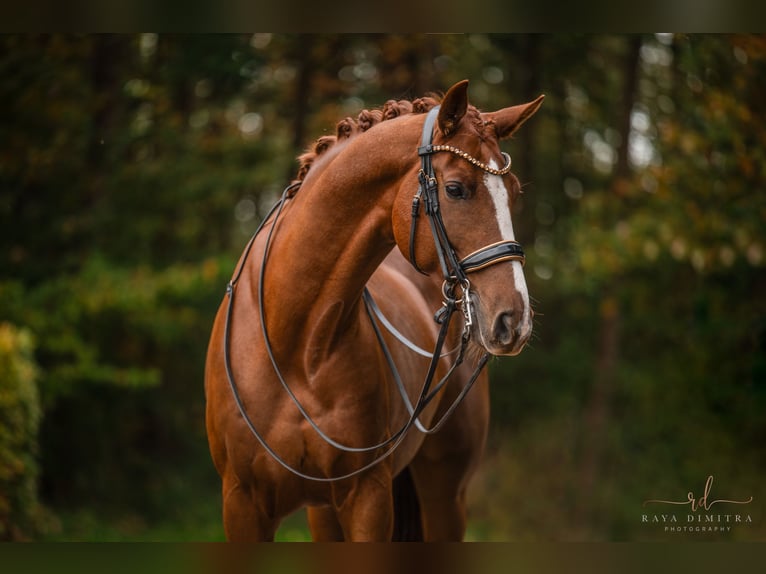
1;34;764;541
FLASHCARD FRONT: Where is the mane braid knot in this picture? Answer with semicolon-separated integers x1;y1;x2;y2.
294;96;443;183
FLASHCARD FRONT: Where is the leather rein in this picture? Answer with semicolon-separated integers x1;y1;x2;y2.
222;106;525;481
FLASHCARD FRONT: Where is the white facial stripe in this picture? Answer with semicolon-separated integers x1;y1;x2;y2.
484;162;531;329
484;165;516;243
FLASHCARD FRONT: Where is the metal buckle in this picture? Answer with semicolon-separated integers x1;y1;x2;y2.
441;278;474;337
462;286;474;330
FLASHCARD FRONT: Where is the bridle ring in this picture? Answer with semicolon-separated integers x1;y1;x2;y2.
442;278;471;304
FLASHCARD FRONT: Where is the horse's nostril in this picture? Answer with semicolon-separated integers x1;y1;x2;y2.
492;311;515;345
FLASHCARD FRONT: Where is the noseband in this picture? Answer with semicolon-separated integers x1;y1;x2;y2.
409;106;526;291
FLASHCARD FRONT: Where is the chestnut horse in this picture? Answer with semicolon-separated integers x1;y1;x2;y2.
205;80;544;541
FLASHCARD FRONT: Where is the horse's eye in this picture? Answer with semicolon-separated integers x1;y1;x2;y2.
445;182;467;199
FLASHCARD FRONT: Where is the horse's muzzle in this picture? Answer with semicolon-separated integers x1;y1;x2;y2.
489;308;533;356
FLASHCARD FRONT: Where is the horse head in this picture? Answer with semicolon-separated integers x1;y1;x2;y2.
393;80;544;357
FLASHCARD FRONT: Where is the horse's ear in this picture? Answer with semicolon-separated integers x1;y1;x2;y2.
438;80;469;137
484;94;545;139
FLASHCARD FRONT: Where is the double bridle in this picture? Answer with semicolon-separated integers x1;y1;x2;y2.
222;106;526;481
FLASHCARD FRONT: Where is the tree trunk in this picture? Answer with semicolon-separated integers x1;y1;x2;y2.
574;35;642;535
612;35;642;195
290;34;315;179
574;295;620;535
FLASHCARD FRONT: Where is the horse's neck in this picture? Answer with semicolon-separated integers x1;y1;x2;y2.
257;117;419;354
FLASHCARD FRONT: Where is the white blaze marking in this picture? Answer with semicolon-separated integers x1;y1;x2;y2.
484;162;531;332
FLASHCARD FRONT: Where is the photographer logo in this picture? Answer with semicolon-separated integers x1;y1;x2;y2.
642;475;753;534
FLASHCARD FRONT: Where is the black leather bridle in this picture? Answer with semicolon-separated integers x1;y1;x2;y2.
221;106;526;481
407;105;525;331
409;106;526;284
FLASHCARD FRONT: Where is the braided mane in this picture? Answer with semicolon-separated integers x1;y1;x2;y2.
292;94;488;184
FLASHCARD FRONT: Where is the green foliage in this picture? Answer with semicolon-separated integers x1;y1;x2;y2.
0;323;45;540
0;256;233;518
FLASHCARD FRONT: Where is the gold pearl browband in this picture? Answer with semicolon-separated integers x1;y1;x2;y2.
429;145;513;176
